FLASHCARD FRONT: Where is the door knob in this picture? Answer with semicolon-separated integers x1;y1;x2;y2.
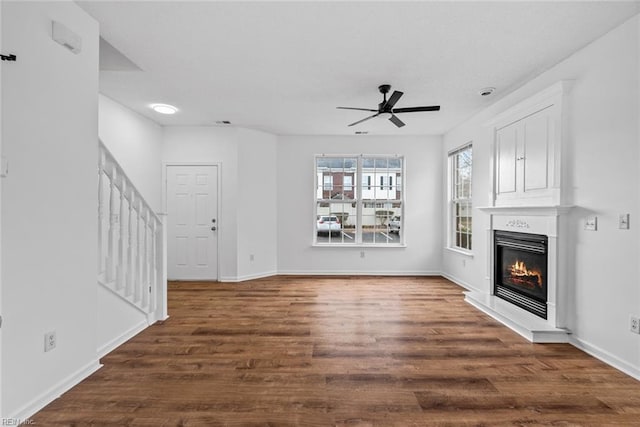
212;218;216;223
211;226;217;231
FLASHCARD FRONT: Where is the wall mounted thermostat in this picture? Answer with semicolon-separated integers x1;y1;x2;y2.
52;21;82;54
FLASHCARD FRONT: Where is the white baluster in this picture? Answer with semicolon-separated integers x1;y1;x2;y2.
117;179;127;291
136;199;143;303
149;217;158;314
97;149;105;277
127;191;135;297
106;163;118;283
142;209;150;310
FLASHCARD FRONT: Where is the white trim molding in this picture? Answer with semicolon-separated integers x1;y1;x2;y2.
9;360;102;422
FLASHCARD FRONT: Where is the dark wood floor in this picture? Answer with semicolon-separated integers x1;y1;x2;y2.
34;276;640;426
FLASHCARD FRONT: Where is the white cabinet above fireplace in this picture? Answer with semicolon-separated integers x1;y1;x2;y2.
487;81;571;207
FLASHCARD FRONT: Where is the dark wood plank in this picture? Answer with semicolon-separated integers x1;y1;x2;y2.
30;276;640;425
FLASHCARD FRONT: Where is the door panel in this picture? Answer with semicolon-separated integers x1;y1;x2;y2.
167;165;218;280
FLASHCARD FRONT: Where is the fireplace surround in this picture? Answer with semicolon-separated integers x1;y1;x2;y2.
467;206;571;342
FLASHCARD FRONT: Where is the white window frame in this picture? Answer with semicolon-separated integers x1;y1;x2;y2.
448;144;473;253
314;155;405;247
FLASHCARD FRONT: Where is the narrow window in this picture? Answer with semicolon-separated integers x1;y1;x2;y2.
449;144;473;251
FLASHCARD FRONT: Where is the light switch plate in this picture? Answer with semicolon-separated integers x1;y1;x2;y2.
0;155;7;178
619;213;630;229
585;216;597;231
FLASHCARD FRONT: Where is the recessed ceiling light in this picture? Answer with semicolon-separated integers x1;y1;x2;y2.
479;87;496;97
150;103;178;114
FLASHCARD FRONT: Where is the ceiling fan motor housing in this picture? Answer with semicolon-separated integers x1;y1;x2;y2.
378;84;391;94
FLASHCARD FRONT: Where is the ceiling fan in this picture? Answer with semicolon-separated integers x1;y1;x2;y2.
337;84;440;128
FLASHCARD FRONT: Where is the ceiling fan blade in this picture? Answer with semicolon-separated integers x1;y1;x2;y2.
393;105;440;113
337;107;378;112
383;91;404;109
348;113;380;127
389;114;405;128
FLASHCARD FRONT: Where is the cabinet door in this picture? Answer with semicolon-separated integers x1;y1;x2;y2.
523;107;551;192
496;122;518;195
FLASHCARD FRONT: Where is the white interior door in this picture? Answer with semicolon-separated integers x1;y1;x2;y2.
167;165;219;280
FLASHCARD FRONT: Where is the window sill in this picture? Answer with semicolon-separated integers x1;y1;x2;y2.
445;247;474;258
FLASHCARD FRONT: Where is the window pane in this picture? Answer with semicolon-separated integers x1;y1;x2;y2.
316;157;357;201
315;202;356;244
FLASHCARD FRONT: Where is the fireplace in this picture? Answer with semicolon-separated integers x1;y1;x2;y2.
494;230;548;319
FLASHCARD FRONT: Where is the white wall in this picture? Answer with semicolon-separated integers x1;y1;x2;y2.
236;128;278;280
443;15;640;376
277;135;443;275
99;94;163;212
1;2;100;418
0;1;4;416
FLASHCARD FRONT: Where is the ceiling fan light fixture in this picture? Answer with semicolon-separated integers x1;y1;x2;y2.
150;103;178;114
379;112;393;120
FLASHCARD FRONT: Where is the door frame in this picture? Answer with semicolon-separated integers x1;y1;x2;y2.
163;162;221;281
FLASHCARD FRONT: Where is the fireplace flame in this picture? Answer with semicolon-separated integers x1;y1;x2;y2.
509;260;542;287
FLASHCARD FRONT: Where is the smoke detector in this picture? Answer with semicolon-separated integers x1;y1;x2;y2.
479;87;496;97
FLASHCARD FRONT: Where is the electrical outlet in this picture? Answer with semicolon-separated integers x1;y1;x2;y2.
630;316;640;334
44;331;56;352
584;216;597;231
249;254;255;262
360;251;365;258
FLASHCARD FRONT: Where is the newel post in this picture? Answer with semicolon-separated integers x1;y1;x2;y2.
155;213;169;322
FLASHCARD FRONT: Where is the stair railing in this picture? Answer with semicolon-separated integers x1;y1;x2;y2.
97;141;166;321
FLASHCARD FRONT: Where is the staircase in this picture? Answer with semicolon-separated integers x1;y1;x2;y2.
97;141;166;322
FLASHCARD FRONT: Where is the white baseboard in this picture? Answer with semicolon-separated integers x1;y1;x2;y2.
9;359;102;422
97;319;149;359
570;335;640;381
219;270;279;283
440;272;481;292
277;270;441;276
220;271;440;281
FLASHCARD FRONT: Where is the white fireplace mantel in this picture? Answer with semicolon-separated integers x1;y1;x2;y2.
478;205;574;216
466;82;575;343
466;205;573;343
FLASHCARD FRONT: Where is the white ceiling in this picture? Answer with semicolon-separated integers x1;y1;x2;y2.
78;1;640;136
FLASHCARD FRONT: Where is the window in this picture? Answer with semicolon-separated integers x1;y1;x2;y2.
315;156;404;245
449;144;472;251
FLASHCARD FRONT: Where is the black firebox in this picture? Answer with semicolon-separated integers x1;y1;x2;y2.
494;230;548;319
